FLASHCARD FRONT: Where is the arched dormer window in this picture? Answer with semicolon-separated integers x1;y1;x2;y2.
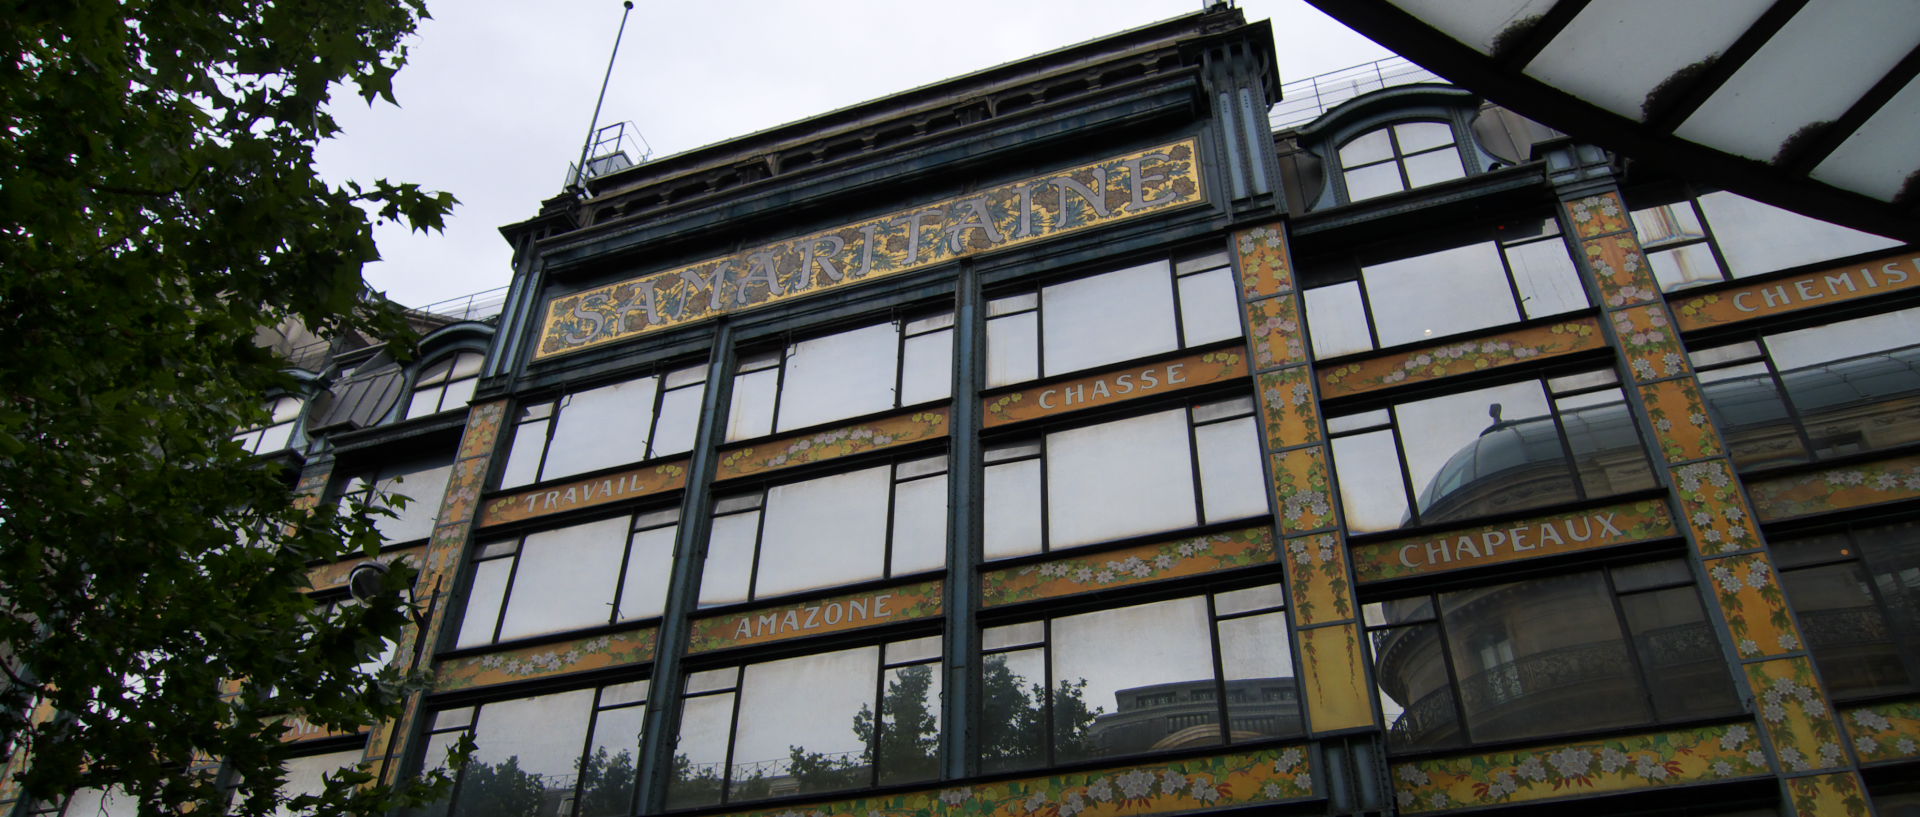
234;394;303;454
404;351;482;419
1336;120;1466;201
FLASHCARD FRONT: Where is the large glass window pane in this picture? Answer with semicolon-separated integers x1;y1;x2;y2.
890;474;947;575
1194;417;1268;522
986;311;1040;388
984;459;1043;559
725;368;779;442
978;648;1047;774
900;330;953;406
579;703;647;817
1338;129;1393;166
1648;243;1725;291
1370;622;1461;752
876;663;942;786
779;323;900;432
1051;597;1218;762
1330;430;1410;534
498;516;628;641
651;385;702;458
1619;586;1741;721
276;749;364;817
754;467;890;597
1046;409;1196;549
1364;243;1517;347
1699;361;1809;469
1767;308;1920;459
1217;612;1301;742
1439;573;1647;743
1344;161;1404;201
371;463;452;543
1780;557;1913;698
1402;147;1466;188
668;693;734;808
1556;389;1658;498
1698;191;1900;278
498;413;550;489
463;690;597;816
1395;122;1455;153
543;378;658;480
1303;282;1373;358
699;512;759;607
731;648;878;798
1042;261;1179;376
455;558;512;648
1398;381;1558;520
1504;236;1586;318
1177;267;1242;346
617;525;676;621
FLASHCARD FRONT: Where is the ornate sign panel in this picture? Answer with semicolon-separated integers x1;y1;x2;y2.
1672;252;1920;331
535;139;1204;358
1352;499;1676;583
687;581;941;653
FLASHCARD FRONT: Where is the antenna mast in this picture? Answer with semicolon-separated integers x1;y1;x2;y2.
572;0;636;194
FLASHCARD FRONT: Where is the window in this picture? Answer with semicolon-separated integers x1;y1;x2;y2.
984;397;1267;559
404;352;483;419
500;364;706;489
699;455;945;607
1630;191;1901;292
1773;520;1920;699
273;747;369;817
456;508;678;647
1337;121;1466;202
986;251;1240;388
669;636;941;807
422;680;649;817
234;395;303;454
727;314;951;442
1691;306;1920;470
977;584;1299;773
1302;218;1586;358
337;457;454;545
1328;370;1657;534
1366;559;1741;753
34;788;136;817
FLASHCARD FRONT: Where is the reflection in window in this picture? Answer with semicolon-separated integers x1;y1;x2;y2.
1691;306;1920;470
457;508;679;647
978;585;1298;774
423;680;648;817
337;457;454;544
273;748;368;817
1774;521;1920;699
1327;371;1656;534
727;314;952;443
699;456;946;607
985;398;1267;559
1302;218;1585;358
1366;560;1739;753
1631;191;1900;291
405;352;483;419
34;788;137;817
234;395;303;454
1337;121;1466;202
500;364;707;489
986;251;1239;387
669;637;940;807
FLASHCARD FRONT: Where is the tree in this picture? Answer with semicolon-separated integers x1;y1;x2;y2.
1;2;458;815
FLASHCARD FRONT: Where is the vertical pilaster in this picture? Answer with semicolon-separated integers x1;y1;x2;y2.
364;400;511;785
1230;223;1381;810
1556;185;1873;817
636;325;734;813
941;266;984;780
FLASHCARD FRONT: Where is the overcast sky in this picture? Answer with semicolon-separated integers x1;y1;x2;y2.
314;1;1391;310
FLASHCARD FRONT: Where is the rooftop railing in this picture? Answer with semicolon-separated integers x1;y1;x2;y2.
408;285;510;323
1270;55;1444;131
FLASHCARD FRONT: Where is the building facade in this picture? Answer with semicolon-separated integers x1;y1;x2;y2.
10;7;1919;817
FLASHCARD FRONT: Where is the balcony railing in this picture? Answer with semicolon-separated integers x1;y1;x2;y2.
1270;55;1444;131
409;285;509;323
